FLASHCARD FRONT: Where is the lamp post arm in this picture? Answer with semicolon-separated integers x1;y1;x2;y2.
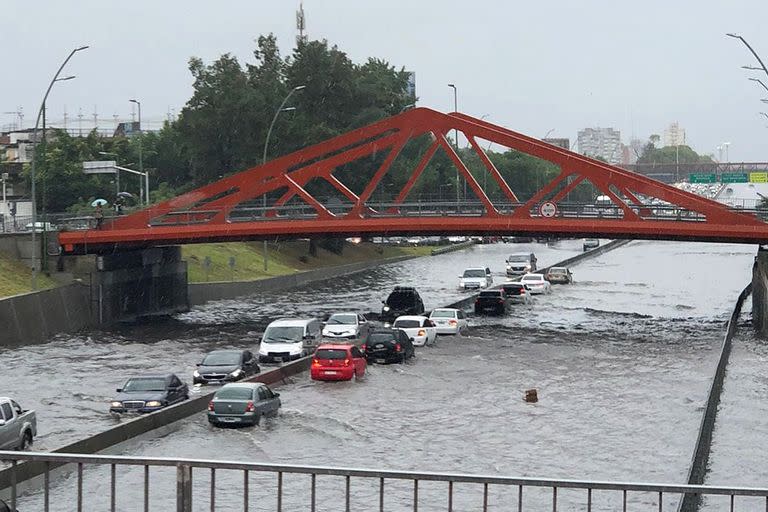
263;88;299;166
734;35;768;78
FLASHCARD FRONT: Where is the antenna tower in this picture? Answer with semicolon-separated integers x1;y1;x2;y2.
296;2;307;46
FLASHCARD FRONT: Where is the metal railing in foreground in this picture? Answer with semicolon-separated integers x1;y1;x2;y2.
2;451;768;512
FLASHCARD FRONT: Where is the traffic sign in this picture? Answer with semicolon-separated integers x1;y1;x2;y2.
689;173;717;184
539;201;557;218
750;172;768;183
721;172;749;183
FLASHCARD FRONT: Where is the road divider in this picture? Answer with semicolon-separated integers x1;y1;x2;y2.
430;240;476;256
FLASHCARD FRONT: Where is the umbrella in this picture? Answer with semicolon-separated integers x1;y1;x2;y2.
117;191;134;199
91;198;108;207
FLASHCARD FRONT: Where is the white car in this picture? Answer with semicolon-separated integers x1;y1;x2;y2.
520;273;551;295
458;267;492;290
322;312;370;342
429;308;468;335
501;283;533;304
392;315;437;347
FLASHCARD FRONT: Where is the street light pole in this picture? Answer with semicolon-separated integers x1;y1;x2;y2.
261;85;305;272
30;45;88;289
723;142;731;163
447;84;460;203
129;99;147;205
727;33;768;79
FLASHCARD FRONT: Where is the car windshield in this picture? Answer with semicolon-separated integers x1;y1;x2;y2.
462;269;486;278
202;352;241;366
369;332;396;343
430;310;456;318
122;378;166;392
315;349;348;360
262;326;304;343
214;387;253;400
393;319;420;328
549;268;566;274
386;292;416;308
479;291;502;298
508;255;529;262
326;314;357;325
522;275;543;282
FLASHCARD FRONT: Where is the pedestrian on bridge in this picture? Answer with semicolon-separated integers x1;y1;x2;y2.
94;203;104;229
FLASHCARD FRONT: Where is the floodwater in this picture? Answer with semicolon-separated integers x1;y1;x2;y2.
5;240;760;511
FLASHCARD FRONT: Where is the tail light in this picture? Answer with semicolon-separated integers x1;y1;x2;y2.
448;319;458;326
498;299;504;303
245;401;255;412
207;401;214;411
361;344;366;352
395;343;402;352
343;359;351;367
417;329;426;336
312;359;321;366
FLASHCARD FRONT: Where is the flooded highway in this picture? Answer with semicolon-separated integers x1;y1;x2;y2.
8;240;760;511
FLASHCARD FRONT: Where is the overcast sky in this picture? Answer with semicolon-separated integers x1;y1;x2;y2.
2;0;768;160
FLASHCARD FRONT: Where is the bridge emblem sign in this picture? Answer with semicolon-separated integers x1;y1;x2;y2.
539;202;558;218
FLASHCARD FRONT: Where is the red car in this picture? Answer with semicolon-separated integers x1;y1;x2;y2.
311;344;367;381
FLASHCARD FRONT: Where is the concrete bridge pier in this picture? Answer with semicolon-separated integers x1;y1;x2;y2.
752;246;768;336
65;246;189;324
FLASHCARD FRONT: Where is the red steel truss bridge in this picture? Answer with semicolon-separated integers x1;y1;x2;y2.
59;108;768;254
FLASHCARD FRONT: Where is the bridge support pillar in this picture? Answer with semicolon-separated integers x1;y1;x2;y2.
752;247;768;336
88;246;189;324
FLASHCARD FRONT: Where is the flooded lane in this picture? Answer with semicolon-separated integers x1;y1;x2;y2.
11;241;758;511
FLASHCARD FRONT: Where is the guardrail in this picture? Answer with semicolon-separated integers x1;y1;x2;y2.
2;451;768;512
677;283;753;512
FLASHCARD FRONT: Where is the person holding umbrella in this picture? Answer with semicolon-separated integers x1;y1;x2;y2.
92;198;107;229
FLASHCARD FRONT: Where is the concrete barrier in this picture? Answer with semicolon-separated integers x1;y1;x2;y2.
189;254;419;306
0;357;310;491
431;240;475;256
677;283;752;512
0;283;91;347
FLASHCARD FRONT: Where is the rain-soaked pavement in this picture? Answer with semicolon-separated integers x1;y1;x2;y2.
5;240;761;511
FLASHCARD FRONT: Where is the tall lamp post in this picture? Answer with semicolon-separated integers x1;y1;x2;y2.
447;84;460;203
722;142;731;163
261;85;305;271
727;33;768;78
129;99;148;205
30;45;88;289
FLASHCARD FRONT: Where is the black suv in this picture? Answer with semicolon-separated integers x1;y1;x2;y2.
474;290;510;316
363;329;415;364
110;374;189;414
380;286;425;323
194;349;260;385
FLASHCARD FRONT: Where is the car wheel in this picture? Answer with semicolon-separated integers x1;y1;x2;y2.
19;431;32;451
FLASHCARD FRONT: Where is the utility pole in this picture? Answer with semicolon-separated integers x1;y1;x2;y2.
447;83;460;204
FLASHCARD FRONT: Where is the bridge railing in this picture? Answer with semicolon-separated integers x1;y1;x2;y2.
2;451;768;511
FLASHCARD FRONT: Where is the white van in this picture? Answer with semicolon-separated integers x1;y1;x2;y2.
257;318;323;363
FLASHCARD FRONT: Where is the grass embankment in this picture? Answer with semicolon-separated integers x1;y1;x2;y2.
183;241;432;283
0;252;58;297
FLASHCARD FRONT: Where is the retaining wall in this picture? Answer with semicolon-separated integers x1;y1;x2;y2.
751;248;768;336
677;283;752;512
430;240;475;256
0;357;311;493
189;254;418;306
0;283;90;347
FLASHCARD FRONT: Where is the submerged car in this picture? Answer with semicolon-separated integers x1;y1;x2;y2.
257;318;323;363
474;290;510;316
363;329;415;364
545;267;573;284
311;343;367;381
193;349;260;385
502;282;532;304
110;374;189;414
520;273;552;295
505;253;537;276
380;286;425;323
428;308;468;335
458;267;493;290
207;383;281;426
322;312;370;342
583;239;600;251
392;315;437;347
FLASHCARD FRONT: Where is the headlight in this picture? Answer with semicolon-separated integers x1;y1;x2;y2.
110;401;122;408
145;401;163;407
193;370;200;377
229;369;244;378
383;306;390;311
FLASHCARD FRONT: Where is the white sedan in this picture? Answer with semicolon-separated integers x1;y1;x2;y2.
429;308;468;335
322;312;370;342
520;273;552;295
392;316;438;346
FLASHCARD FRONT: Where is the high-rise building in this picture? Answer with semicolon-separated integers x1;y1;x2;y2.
663;122;686;147
577;127;622;164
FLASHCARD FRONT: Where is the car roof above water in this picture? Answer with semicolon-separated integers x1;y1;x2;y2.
267;318;316;327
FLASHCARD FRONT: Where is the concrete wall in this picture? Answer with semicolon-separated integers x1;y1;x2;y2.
0;357;311;493
677;283;752;512
0;283;91;347
752;248;768;336
189;254;417;306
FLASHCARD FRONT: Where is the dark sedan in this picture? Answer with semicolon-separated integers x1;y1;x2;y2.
110;374;189;414
208;383;281;427
193;349;260;385
363;329;415;364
